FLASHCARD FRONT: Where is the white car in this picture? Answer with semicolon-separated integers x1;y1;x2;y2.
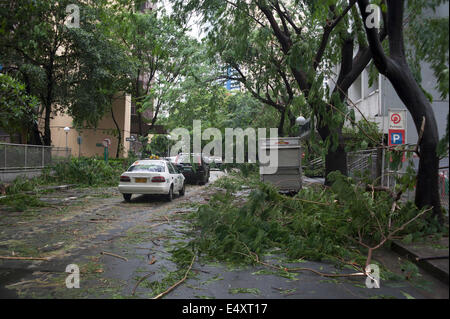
118;159;185;202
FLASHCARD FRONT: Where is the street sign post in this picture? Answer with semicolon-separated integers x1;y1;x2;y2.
98;138;111;164
77;136;82;158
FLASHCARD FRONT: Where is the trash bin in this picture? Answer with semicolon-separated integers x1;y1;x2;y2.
259;137;302;193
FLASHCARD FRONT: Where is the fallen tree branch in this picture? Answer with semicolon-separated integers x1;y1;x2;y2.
132;272;154;296
152;255;196;299
364;207;433;269
0;256;50;261
235;251;365;278
100;251;128;262
146;222;169;228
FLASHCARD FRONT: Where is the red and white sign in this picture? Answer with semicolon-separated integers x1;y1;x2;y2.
388;110;407;162
388;110;407;130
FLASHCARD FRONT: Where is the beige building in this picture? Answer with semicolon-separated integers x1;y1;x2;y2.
46;94;132;158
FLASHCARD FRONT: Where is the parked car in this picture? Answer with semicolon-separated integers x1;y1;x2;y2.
174;153;210;185
118;159;185;202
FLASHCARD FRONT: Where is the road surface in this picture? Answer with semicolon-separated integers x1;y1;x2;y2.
0;171;447;299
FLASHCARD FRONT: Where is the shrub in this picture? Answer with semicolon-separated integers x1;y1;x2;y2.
47;157;123;186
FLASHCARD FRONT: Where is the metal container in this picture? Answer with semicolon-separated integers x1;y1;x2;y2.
259;137;302;193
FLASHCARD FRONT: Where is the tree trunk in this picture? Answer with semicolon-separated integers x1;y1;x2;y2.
318;125;348;184
43;100;51;146
278;107;286;137
110;106;122;158
43;64;53;146
28;121;43;145
357;0;443;223
387;60;442;223
319;35;353;184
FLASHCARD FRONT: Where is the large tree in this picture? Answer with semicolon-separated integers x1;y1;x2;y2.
0;74;39;141
102;3;195;137
356;0;447;223
172;0;386;182
0;0;131;146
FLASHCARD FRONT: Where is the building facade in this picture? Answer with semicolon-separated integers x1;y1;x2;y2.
46;94;132;158
338;3;449;172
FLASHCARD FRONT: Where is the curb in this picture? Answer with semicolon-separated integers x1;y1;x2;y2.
391;240;449;285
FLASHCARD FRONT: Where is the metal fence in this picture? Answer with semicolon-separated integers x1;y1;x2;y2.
347;149;380;182
346;149;449;211
0;142;71;170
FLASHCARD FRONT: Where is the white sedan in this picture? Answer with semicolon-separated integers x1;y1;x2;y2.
118;159;185;202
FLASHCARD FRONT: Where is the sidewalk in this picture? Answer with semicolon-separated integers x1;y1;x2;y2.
391;237;449;285
301;175;449;286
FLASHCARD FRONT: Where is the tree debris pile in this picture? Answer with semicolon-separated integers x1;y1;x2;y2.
191;173;444;269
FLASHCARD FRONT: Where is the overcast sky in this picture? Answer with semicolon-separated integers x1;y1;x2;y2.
158;0;206;40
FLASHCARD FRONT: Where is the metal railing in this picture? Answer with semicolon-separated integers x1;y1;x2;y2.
347;149;379;182
0;142;71;170
347;149;449;210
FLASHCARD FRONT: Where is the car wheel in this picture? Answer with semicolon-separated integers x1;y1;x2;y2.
179;183;185;196
123;194;132;202
167;186;173;202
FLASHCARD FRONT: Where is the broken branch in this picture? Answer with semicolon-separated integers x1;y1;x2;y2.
100;251;128;262
132;272;154;296
152;255;196;299
0;256;50;261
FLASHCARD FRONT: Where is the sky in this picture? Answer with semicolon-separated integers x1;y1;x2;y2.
158;0;207;40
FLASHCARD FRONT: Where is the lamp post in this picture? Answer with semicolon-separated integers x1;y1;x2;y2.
295;116;306;126
64;127;70;149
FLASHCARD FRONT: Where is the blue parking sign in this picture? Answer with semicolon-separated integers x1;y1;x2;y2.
389;129;405;146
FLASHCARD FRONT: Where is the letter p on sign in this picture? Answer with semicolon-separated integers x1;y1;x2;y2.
389;130;405;146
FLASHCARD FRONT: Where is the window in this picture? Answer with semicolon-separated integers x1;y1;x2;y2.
167;163;176;174
367;73;379;95
128;164;165;172
350;74;362;102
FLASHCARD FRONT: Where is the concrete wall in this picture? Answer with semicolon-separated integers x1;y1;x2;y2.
0;168;44;183
48;94;132;158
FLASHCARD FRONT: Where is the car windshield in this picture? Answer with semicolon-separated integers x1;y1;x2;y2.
128;164;165;172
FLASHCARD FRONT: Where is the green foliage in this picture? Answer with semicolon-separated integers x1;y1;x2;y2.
45;157;123;187
2;176;40;195
144;135;173;157
0;0;133;144
0;193;48;212
190;171;439;268
0;74;39;135
343;120;383;152
407;0;449;100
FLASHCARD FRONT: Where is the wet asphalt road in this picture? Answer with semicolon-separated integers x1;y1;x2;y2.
0;170;448;299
